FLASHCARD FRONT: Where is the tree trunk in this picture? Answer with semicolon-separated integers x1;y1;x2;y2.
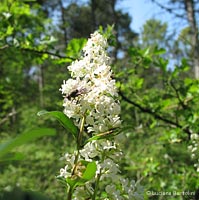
110;0;119;63
58;0;68;46
184;0;199;78
38;65;44;108
91;0;97;32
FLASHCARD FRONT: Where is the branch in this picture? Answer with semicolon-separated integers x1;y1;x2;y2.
19;47;75;60
119;90;192;139
169;80;188;109
0;110;17;125
0;45;9;50
151;0;186;19
0;44;76;61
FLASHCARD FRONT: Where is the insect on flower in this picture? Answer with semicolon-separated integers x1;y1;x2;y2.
66;87;88;100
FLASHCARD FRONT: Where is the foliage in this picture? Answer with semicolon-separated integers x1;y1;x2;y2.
1;0;199;200
118;46;199;200
0;128;56;162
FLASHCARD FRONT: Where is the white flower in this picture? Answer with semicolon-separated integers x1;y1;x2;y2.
59;165;70;178
192;147;197;152
106;185;123;200
58;31;145;199
60;79;79;96
59;152;77;178
191;133;199;140
2;12;12;19
188;133;199;172
73;185;91;200
60;31;121;134
80;141;99;161
100;158;120;182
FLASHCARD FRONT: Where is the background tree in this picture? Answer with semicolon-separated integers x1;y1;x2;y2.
0;0;138;199
151;0;199;78
1;0;199;199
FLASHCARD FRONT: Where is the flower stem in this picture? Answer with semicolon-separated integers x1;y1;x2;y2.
92;172;101;200
67;187;73;200
67;116;86;200
92;151;106;199
77;115;85;150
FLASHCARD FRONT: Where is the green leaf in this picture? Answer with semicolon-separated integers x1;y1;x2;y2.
37;110;78;137
85;128;121;144
66;38;86;60
82;161;97;181
6;26;14;35
0;128;56;158
65;161;97;190
154;46;166;55
0;152;25;163
66;178;77;188
143;48;150;57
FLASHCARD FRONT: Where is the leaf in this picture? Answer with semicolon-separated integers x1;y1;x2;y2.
154;46;166;55
0;128;56;158
82;161;97;181
65;161;97;189
143;48;150;57
37;110;78;137
6;26;14;35
66;178;77;188
0;152;25;163
66;38;86;60
85;128;121;144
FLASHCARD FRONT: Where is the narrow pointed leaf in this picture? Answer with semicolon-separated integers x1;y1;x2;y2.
37;110;78;137
0;152;25;163
85;128;121;143
0;128;56;158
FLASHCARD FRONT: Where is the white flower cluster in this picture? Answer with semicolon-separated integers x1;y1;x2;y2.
106;179;144;200
60;31;121;134
59;139;121;180
59;31;144;199
188;133;199;172
60;139;144;200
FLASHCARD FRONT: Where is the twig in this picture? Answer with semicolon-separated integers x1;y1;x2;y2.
169;80;187;109
151;0;186;19
0;45;9;50
19;47;75;60
0;110;17;125
0;44;76;60
119;90;192;139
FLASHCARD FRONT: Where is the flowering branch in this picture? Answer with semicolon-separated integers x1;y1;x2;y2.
58;31;144;199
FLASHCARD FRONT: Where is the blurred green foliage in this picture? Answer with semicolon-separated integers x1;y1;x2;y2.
0;0;199;200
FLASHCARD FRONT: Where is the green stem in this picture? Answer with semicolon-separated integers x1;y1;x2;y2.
72;115;86;175
92;151;106;199
92;172;102;200
67;115;86;200
67;187;73;200
77;115;85;150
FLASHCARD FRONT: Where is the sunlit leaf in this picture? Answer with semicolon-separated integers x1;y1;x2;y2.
66;38;86;60
82;161;97;180
65;161;97;190
37;110;78;137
